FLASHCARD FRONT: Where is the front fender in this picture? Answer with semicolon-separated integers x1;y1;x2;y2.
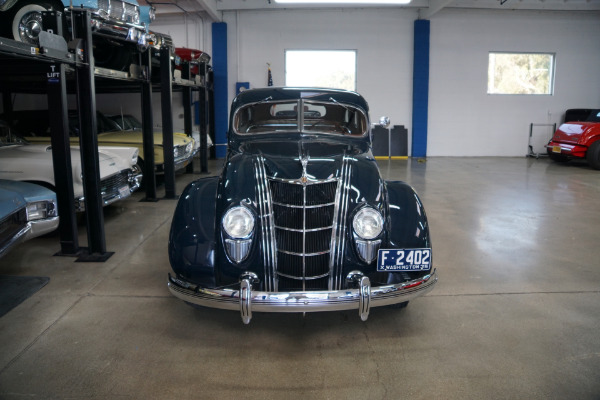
168;176;219;286
385;181;431;250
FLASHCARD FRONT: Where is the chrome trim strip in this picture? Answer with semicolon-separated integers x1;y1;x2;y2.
254;156;277;291
329;155;352;290
168;269;437;319
275;225;331;233
276;271;330;280
277;249;330;257
272;201;336;209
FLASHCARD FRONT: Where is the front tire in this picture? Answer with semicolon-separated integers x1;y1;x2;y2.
586;141;600;170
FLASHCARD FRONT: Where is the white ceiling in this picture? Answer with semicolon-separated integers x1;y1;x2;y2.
146;0;600;21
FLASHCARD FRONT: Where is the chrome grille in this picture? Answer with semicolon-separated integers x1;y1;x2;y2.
100;170;130;204
270;179;338;291
0;208;27;250
97;0;140;24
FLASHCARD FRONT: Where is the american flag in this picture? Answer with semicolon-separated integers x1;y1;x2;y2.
267;64;273;86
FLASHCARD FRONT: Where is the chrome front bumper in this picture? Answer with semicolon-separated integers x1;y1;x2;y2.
168;268;437;324
75;168;142;212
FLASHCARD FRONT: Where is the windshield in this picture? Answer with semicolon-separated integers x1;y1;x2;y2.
233;100;367;136
108;115;143;131
585;110;600;123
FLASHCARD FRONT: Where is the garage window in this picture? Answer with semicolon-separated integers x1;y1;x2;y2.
285;50;356;91
487;52;555;95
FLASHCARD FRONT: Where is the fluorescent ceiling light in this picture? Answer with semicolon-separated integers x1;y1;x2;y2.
274;0;411;4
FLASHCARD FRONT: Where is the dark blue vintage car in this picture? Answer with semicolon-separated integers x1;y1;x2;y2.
168;87;437;324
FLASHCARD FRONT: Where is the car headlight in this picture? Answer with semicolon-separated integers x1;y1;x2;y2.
222;206;254;239
26;201;57;221
353;207;383;240
131;149;139;166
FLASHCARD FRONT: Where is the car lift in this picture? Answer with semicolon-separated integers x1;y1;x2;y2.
0;10;212;261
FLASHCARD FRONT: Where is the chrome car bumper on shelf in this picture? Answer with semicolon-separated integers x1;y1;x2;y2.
168;268;437;324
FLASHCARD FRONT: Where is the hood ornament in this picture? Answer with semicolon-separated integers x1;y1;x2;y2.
300;155;309;184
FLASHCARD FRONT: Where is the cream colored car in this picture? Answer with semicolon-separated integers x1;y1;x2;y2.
0;120;142;211
10;110;196;173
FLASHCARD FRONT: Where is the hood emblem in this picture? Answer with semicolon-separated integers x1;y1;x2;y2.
300;156;309;184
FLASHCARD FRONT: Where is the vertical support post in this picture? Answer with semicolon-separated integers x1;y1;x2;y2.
212;22;228;159
160;45;176;199
140;49;158;201
199;62;209;173
182;62;194;173
412;19;430;158
47;62;80;256
42;9;80;256
72;9;112;261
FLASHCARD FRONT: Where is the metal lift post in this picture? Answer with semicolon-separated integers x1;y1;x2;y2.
182;62;194;174
160;46;176;199
72;9;113;261
140;49;158;201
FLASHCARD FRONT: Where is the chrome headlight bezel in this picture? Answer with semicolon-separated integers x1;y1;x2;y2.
222;206;255;240
222;205;255;264
352;207;384;240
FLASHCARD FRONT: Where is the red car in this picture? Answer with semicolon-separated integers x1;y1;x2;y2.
547;109;600;169
174;47;211;76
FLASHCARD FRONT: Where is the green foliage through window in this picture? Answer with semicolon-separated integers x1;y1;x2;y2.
488;52;554;95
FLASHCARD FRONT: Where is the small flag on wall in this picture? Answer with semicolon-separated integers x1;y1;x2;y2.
267;63;273;86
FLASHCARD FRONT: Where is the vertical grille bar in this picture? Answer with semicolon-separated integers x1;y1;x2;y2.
329;155;352;290
254;156;277;291
302;184;306;291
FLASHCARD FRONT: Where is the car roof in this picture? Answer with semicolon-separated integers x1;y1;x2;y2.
231;87;369;113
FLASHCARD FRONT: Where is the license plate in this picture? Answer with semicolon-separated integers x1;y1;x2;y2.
377;248;432;272
552;145;562;153
118;186;130;198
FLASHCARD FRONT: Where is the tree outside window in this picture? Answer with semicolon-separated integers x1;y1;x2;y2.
488;52;555;95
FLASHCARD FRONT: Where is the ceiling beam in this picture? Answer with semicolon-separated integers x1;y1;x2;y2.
419;0;453;18
194;0;221;21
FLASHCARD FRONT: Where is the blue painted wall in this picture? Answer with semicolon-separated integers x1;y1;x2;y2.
412;19;430;158
212;22;228;158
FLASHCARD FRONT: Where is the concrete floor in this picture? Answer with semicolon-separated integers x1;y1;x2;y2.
0;157;599;399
